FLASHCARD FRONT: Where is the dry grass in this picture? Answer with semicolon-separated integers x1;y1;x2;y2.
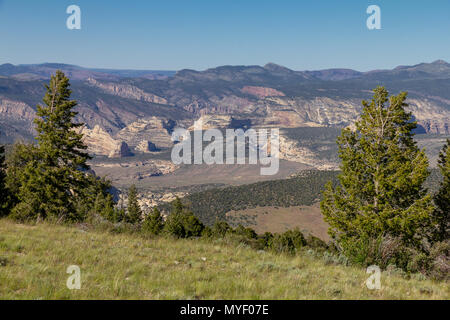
0;219;448;300
226;203;330;241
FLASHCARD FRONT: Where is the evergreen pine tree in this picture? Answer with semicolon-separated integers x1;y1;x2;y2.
4;143;38;211
92;188;118;222
142;207;164;235
172;196;183;214
126;184;142;224
182;210;204;237
321;87;434;252
164;197;187;238
11;71;92;221
163;197;204;237
433;139;450;241
164;210;185;238
0;145;7;216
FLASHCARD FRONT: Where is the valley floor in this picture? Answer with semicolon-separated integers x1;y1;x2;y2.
0;219;448;299
226;204;330;241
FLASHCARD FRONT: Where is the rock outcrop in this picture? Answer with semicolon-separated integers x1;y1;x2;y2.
188;115;233;130
2;61;450;151
78;125;132;157
108;141;133;158
0;98;36;141
278;133;338;170
78;125;119;156
408;99;449;134
136;140;158;152
115;117;177;149
0;98;36;121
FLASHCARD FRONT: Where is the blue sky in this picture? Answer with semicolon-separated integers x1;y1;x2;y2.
1;0;449;71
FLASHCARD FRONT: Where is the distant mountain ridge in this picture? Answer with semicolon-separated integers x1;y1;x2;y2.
0;63;175;81
2;59;449;81
0;60;449;155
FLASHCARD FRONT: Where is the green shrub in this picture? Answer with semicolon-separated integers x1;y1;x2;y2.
407;252;431;275
258;232;274;249
162;210;204;239
321;251;349;266
163;198;205;238
270;229;306;255
427;240;450;280
306;235;328;251
384;264;407;278
110;221;140;234
201;226;213;238
234;225;257;239
340;234;410;269
182;211;205;237
212;221;232;238
90;191;124;223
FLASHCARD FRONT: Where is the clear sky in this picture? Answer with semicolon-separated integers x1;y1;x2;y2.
1;0;449;71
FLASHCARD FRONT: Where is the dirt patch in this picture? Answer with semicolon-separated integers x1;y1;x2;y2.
226;203;330;241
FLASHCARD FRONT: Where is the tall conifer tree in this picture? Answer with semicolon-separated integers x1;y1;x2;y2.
433;139;450;241
0;145;7;216
142;207;164;235
12;71;91;221
321;87;434;250
126;184;142;224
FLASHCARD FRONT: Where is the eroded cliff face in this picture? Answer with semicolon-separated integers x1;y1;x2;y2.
2;72;449;157
0;98;36;121
109;141;133;158
190;95;448;134
115;117;177;149
0;98;36;141
136;140;158;153
78;125;132;158
188;115;233;130
2;92;448;157
86;78;168;105
78;125;118;156
278;133;338;170
180;95;254;115
75;117;182;156
408;98;449;134
59;93;449;171
116;191;186;214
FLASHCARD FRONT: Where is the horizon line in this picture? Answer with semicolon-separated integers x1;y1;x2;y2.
1;59;448;74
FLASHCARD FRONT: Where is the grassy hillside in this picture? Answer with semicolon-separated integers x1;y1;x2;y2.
0;219;448;299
